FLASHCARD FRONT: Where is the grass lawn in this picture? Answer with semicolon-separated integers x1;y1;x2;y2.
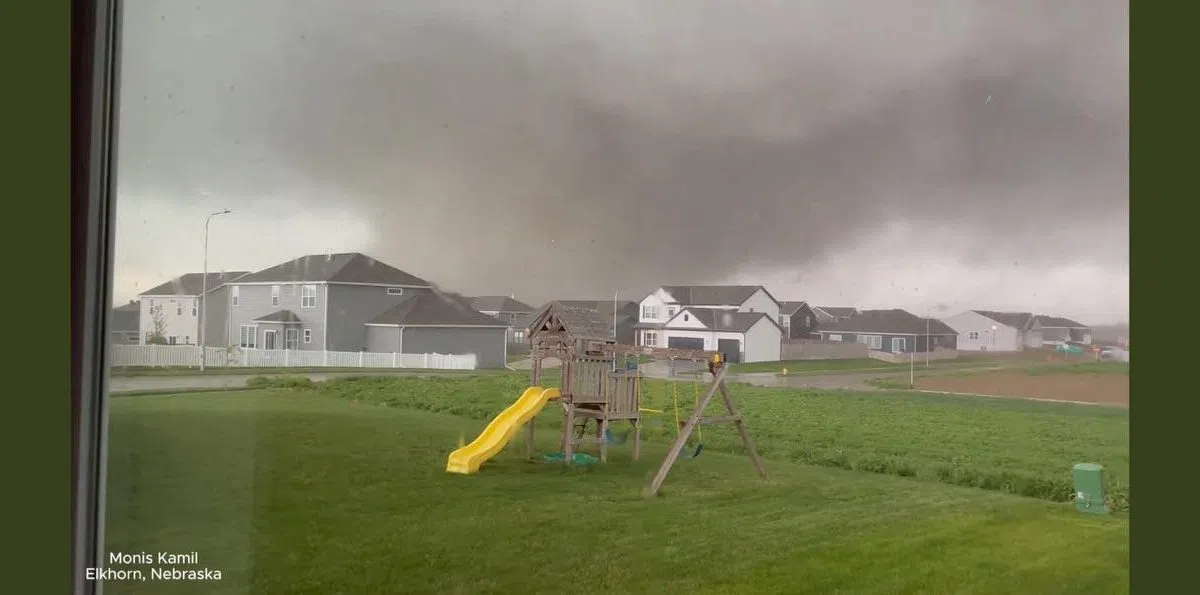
105;390;1128;594
868;361;1131;389
721;352;1068;376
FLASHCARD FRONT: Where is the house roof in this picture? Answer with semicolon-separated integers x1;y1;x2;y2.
1034;315;1089;329
470;296;534;313
139;271;251;296
235;253;433;286
659;285;771;307
812;306;859;321
973;310;1035;330
665;308;782;334
526;303;616;341
254;310;303;324
778;301;809;315
545;300;638;317
369;292;508;327
815;309;957;335
110;302;139;331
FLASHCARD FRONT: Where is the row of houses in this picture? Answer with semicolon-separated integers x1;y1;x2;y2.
110;252;1095;367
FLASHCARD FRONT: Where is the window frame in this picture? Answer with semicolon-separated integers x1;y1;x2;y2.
271;284;280;306
240;324;259;349
301;284;317;308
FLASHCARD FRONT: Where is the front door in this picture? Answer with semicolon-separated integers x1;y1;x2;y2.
284;328;299;350
891;337;906;353
263;329;278;350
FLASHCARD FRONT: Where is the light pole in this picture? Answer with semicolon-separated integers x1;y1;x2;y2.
199;209;232;371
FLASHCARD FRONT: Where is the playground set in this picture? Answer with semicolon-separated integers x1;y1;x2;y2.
446;304;766;496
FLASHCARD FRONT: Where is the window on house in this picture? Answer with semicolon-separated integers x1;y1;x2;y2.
643;331;658;347
167;336;177;345
301;284;317;308
271;285;280;306
239;325;258;349
231;286;240;306
176;305;182;315
891;337;907;352
857;335;883;349
285;328;299;350
642;305;659;320
683;314;690;322
968;331;980;340
303;329;312;344
184;336;189;344
779;316;787;326
828;334;842;342
387;287;404;295
666;306;678;318
192;304;197;316
806;314;813;327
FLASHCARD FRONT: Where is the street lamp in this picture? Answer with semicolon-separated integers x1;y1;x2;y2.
199;209;232;371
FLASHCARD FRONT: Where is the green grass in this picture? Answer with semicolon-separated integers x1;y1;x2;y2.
723;353;1069;376
105;391;1128;594
867;361;1131;387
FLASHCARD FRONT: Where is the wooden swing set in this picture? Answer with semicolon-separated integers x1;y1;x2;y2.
525;304;766;497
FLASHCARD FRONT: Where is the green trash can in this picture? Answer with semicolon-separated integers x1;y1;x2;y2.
1073;463;1109;514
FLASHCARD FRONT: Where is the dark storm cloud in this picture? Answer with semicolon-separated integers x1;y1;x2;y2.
118;0;1127;303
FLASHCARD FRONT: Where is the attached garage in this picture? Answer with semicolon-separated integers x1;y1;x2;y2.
658;308;782;363
667;336;706;351
365;292;510;368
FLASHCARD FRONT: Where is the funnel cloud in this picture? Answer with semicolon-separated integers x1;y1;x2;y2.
115;0;1128;323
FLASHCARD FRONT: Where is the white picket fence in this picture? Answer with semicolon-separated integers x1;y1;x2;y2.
109;344;477;370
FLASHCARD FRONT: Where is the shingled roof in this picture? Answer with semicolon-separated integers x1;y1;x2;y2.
812;306;859;322
660;285;770;307
235;253;433;286
369;292;507;327
665;308;781;333
470;296;534;313
974;311;1035;330
525;303;615;341
778;301;809;315
1034;315;1089;329
816;309;957;335
140;271;250;296
254;310;303;324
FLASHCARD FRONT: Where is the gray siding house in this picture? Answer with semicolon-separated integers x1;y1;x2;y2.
366;292;510;368
778;301;819;339
470;295;536;346
814;309;958;354
110;301;140;344
1032;315;1092;345
224;253;434;352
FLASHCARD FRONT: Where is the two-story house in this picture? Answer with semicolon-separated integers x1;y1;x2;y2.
470;295;535;343
940;310;1039;352
634;285;782;363
778;301;819;339
224;253;435;352
138;271;250;346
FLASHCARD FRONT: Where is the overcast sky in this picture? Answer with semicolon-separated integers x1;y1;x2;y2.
113;0;1128;325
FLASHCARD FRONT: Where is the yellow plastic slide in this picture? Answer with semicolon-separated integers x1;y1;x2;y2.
446;386;561;474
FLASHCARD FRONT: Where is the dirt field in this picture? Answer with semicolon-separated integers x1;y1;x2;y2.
915;372;1129;407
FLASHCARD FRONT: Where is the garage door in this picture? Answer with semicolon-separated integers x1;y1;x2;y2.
667;337;705;351
717;338;742;363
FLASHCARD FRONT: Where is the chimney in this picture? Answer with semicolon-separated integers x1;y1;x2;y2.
326;249;333;262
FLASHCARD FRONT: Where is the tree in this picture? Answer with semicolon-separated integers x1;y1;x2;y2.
146;305;168;345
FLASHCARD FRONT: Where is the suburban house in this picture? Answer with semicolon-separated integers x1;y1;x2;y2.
811;306;859;324
225;252;436;353
1033;315;1093;345
778;301;819;339
814;309;958;354
635;285;782;362
110;301;140;344
470;295;535;343
940;310;1040;352
529;299;639;345
365;292;511;368
138;271;250;346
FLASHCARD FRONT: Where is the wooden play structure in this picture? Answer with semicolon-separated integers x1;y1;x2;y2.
525;304;767;496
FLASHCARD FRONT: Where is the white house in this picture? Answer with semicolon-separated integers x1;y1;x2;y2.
940;310;1038;352
634;285;782;362
138;271;249;345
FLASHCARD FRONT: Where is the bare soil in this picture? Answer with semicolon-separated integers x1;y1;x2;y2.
915;372;1129;407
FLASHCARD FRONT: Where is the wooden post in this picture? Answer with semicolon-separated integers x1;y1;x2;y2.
645;365;728;497
718;381;767;479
